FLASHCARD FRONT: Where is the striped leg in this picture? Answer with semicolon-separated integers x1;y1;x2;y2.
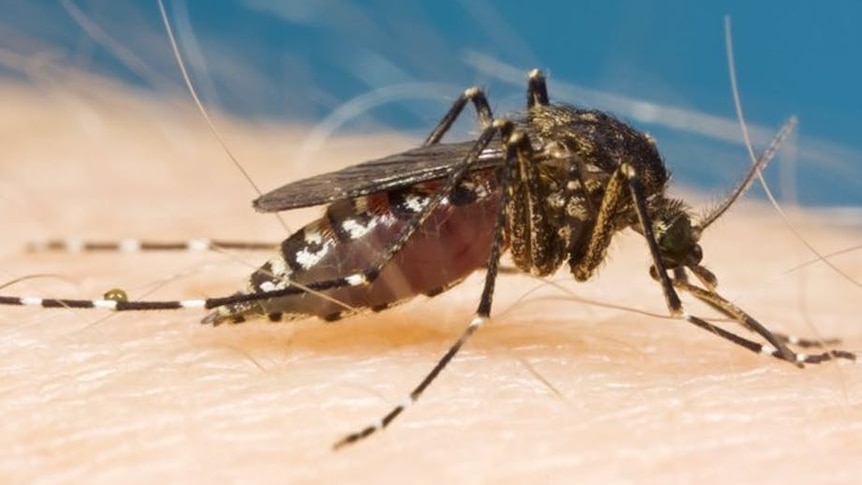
26;238;277;253
669;276;856;365
332;122;526;449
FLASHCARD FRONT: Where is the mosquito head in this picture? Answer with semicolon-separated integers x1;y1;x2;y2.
652;199;703;270
649;198;721;288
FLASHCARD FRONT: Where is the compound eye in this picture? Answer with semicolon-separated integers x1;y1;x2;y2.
690;244;703;264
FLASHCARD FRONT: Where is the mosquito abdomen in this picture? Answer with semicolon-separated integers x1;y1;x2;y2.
205;172;500;324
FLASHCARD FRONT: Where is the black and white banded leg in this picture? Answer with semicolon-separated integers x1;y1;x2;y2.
669;277;856;364
26;238;277;253
333;120;526;449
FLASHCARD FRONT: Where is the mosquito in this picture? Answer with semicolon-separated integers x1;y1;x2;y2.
1;69;856;449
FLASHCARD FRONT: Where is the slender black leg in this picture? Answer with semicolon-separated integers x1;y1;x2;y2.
425;68;551;146
423;87;493;146
333;121;532;450
25;238;277;253
527;69;549;108
670;276;855;364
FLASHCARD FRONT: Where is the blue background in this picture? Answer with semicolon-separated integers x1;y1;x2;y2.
3;0;861;208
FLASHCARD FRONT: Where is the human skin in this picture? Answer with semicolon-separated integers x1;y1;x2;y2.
1;81;861;484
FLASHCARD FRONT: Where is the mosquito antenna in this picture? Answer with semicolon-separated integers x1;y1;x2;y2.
155;0;289;232
720;16;859;288
696;116;796;231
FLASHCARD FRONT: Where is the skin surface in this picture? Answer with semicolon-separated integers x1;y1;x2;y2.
1;81;861;484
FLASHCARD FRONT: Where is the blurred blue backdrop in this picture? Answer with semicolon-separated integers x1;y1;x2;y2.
2;0;861;208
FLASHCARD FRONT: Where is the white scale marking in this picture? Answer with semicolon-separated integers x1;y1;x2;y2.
93;299;118;310
119;239;141;253
66;239;84;253
268;255;289;279
295;243;332;270
180;300;206;309
21;297;43;306
469;316;487;329
292;226;334;270
188;239;211;251
403;194;429;213
760;344;778;356
345;274;367;286
341;218;374;239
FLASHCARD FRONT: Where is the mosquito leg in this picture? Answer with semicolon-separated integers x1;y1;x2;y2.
679;308;855;365
567;161;684;320
773;334;841;348
663;273;831;348
423;87;493;146
424;68;550;146
506;127;566;275
672;267;689;284
671;272;841;348
26;238;277;253
671;277;855;364
526;69;549;108
333;121;522;450
568;165;631;283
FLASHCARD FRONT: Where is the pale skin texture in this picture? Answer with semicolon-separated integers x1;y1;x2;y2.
1;80;861;484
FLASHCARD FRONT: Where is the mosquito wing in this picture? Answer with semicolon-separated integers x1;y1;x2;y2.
253;140;504;212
